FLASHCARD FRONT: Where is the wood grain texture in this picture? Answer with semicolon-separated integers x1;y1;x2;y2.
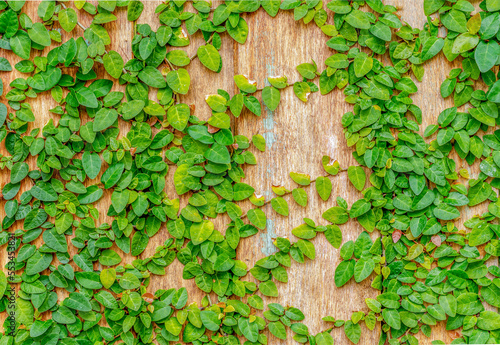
0;1;497;344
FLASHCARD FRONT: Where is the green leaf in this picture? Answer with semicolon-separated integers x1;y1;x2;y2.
353;52;373;77
167;103;190;131
488;79;500;103
347;166;366;191
64;292;92;312
197;44;221;72
382;309;401;330
292;223;316;239
433;204;460;220
442;9;467;33
290;172;311;185
101;162;124;189
190;220;214;245
93;108;118;132
127;0;144;21
234;74;257;93
315;176;332;201
323;206;349;224
477;311;500;331
334;259;355;287
139;66;166;88
25;250;51;275
103;51;124;79
259;280;279;297
452;32;479;54
292;188;308;207
200;310;220;331
424;0;445;15
24;208;48;230
325;225;342;248
166;68;190;94
345;9;371;29
75;87;98;108
59;8;77;32
99;249;122;266
474;40;500;73
271;197;289;216
247;208;267;229
252;134;266;151
262;0;280;16
262;86;280;111
119;272;141;290
344;321;362;344
233;183;255;201
28;22;51;47
316;332;334;345
468;181;492;206
0;271;7;299
354;258;375;282
269;321;287;340
227;16;249;44
10;162;29;184
204;143;231;164
293;81;311;102
238;317;259;342
10;31;31;60
486;0;500;11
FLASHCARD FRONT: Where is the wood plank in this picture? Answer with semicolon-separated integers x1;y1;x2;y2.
0;2;497;345
232;8;381;344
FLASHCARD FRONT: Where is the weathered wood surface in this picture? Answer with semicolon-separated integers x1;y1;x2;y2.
0;1;496;344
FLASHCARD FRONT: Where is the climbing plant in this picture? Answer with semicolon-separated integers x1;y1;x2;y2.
0;0;500;344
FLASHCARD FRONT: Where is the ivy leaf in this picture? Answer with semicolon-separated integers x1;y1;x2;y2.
268;321;287;340
75;87;98;108
474;40;500;73
271;197;289;216
139;66;167;88
290;172;311;185
204;143;231;164
247;208;267;229
238;317;259;342
127;0;144;21
353;52;373;77
64;292;92;312
10;162;29;184
316;332;334;345
197;44;221;72
10;31;32;59
103;51;124;79
93;108;118;132
334;259;355;287
262;86;280;111
167;103;190;131
227;16;249;44
82;152;101;180
28;22;51;47
259;280;279;297
59;8;77;32
354;258;375;282
315;176;332;201
166;68;190;94
347;166;366;191
344;321;362;344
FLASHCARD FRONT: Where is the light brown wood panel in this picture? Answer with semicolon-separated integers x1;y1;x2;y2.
0;1;498;345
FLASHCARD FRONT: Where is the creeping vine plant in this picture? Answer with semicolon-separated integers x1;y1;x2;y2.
1;0;500;345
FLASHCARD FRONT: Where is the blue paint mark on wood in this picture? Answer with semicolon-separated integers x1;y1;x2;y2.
259;60;279;256
262;61;277;150
260;218;278;256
